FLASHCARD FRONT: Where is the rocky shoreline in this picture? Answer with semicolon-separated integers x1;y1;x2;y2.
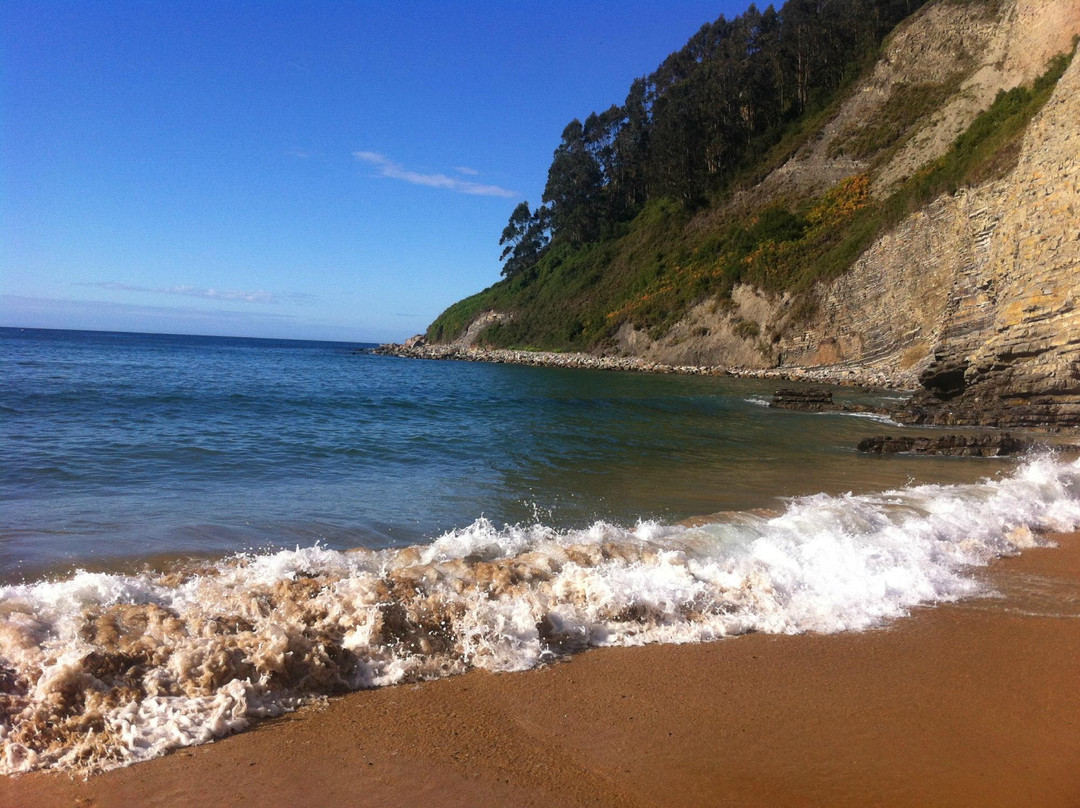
373;339;1080;448
371;340;905;390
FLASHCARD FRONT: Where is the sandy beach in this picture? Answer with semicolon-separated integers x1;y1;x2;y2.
4;530;1078;808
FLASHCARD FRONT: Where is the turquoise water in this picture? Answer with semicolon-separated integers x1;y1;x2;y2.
1;327;1003;580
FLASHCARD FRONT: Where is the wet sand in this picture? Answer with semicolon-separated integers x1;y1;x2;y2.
4;533;1079;808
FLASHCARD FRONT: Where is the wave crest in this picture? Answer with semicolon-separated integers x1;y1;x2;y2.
2;455;1078;774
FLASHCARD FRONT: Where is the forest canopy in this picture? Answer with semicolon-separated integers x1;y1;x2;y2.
498;0;926;279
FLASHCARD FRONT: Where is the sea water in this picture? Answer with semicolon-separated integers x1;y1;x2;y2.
3;327;1079;773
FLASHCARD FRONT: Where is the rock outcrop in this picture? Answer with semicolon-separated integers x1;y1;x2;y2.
857;433;1032;456
588;1;1080;414
770;389;836;411
450;311;512;349
676;0;1080;425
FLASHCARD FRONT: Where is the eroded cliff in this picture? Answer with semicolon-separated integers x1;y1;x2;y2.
423;0;1080;426
618;0;1080;424
901;46;1080;426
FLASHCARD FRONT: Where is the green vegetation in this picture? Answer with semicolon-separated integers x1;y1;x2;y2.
883;44;1075;221
490;0;927;283
429;176;874;348
427;19;1075;353
828;75;968;161
732;318;761;339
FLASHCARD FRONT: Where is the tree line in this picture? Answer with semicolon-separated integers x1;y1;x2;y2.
499;0;925;278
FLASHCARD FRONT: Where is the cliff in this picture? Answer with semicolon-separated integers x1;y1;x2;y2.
421;0;1080;427
769;0;1080;427
777;0;1080;426
901;39;1080;426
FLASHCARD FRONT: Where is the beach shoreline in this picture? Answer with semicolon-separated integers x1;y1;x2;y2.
5;531;1078;808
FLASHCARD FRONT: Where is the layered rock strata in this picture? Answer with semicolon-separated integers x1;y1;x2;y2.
409;1;1080;427
898;50;1080;426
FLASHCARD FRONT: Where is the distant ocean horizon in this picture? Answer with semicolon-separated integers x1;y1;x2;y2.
4;325;1080;774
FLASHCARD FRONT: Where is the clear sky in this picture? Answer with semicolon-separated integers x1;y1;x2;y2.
2;1;747;343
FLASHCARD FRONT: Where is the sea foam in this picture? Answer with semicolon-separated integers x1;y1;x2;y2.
2;454;1078;774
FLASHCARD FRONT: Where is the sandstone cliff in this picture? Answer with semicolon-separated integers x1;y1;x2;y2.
426;0;1080;427
616;0;1080;425
901;42;1080;426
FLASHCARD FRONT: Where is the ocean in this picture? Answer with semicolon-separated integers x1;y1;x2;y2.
3;326;1080;774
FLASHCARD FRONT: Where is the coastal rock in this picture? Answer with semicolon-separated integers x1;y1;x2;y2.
373;339;918;390
770;389;837;411
581;0;1080;398
856;433;1031;456
371;342;733;376
448;310;513;348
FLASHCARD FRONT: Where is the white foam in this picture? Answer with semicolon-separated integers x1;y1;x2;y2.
822;409;901;425
2;454;1079;774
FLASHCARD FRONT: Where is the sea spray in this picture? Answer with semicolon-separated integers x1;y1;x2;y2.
2;454;1079;774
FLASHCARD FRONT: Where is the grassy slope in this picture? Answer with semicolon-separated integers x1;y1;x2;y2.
427;43;1075;353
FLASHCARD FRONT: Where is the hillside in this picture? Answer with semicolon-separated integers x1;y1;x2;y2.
418;0;1080;427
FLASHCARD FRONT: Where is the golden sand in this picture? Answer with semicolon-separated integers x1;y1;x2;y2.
4;533;1079;808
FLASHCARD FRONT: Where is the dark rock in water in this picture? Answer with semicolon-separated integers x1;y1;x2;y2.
856;433;1031;456
770;388;837;411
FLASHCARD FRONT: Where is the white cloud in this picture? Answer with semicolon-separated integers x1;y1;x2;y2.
453;166;480;176
81;282;280;304
353;151;517;198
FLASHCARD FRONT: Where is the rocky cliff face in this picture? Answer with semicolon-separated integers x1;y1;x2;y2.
900;46;1080;426
722;0;1079;205
437;0;1080;426
622;0;1080;424
781;11;1080;426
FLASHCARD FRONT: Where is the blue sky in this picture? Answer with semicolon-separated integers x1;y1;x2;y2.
2;1;746;342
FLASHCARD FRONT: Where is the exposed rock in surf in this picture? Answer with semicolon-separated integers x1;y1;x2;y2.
856;433;1032;456
768;389;897;417
770;389;837;411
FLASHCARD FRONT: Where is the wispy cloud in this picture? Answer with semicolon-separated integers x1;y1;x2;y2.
81;282;280;304
353;151;517;198
453;166;480;176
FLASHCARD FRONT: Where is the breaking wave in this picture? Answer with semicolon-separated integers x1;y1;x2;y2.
3;455;1080;774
